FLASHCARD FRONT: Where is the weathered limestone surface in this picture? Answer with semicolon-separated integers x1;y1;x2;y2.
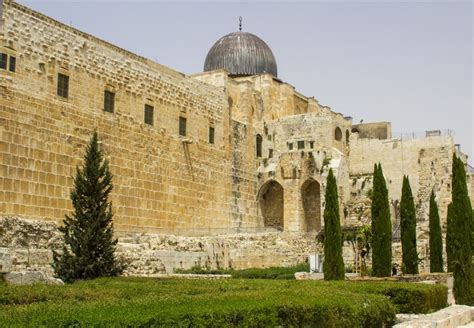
394;305;474;328
0;0;472;277
0;216;320;278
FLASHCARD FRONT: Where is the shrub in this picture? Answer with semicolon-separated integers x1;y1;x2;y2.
0;278;400;327
231;263;309;279
336;281;448;313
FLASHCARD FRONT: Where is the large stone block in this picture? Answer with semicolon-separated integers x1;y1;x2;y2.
4;270;63;285
0;247;12;273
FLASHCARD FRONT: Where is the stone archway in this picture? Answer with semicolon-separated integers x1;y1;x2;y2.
335;127;343;141
301;179;321;232
258;180;284;230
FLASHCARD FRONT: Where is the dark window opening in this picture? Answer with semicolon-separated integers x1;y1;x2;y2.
0;53;7;70
309;141;314;149
268;149;273;158
57;73;69;98
288;142;294;150
8;56;15;72
335;127;343;141
104;90;115;113
209;126;215;144
144;105;154;125
298;140;305;149
179;116;187;136
256;134;262;157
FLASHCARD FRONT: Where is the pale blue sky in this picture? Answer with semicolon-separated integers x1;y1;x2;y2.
21;1;473;163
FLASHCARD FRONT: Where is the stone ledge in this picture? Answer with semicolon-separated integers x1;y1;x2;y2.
3;270;63;285
394;305;474;328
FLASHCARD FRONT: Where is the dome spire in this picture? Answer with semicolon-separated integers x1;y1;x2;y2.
239;16;242;31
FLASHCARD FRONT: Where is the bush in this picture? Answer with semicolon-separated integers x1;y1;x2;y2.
0;278;397;327
336;281;447;313
175;263;310;280
231;263;309;279
0;277;448;327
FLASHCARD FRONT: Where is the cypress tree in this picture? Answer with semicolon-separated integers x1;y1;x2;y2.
400;176;418;274
323;168;345;280
371;163;392;277
447;154;472;304
53;131;123;283
428;190;443;273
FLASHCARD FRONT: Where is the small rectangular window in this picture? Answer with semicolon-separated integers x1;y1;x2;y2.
179;116;187;136
104;90;115;113
0;53;7;70
298;140;305;149
268;149;273;158
288;143;293;150
309;141;314;149
57;73;69;98
209;126;215;144
144;105;154;126
8;56;16;72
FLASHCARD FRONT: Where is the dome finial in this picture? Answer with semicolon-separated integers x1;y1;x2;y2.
239;16;242;31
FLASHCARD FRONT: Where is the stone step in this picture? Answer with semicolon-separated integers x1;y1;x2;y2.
393;305;474;328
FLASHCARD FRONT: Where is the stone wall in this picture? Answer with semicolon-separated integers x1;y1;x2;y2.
348;134;454;224
0;0;264;232
0;216;320;277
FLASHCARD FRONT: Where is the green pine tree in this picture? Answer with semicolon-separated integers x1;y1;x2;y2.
447;154;472;305
428;190;443;273
371;163;392;277
53;131;123;283
400;176;418;274
323;168;345;280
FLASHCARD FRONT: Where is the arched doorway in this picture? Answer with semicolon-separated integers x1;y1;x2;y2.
258;180;284;230
302;179;321;232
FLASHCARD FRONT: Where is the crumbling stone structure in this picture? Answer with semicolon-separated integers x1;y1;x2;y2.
0;0;472;274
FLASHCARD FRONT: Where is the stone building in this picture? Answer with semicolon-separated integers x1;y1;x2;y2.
0;0;472;275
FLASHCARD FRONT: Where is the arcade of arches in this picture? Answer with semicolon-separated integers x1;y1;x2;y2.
258;179;322;232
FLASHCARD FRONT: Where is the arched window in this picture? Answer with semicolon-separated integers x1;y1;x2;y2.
334;127;342;141
256;134;262;157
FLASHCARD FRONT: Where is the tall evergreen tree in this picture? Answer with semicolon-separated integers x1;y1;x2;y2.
53;131;123;283
428;190;443;273
371;163;392;277
323;169;345;280
447;154;472;304
400;176;418;274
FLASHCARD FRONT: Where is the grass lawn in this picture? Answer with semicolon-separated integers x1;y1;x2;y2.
0;277;447;327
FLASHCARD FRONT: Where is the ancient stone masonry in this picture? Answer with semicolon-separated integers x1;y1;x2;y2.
0;216;320;277
0;0;472;275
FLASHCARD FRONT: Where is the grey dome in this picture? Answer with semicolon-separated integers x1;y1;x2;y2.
204;32;278;77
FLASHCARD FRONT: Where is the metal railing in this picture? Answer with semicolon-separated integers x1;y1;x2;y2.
392;129;454;141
